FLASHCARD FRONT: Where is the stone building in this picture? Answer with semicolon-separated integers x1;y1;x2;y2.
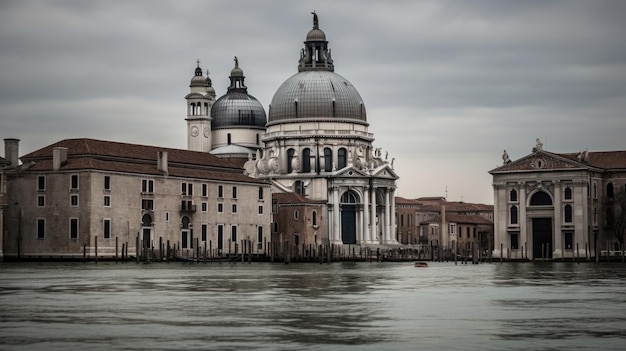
490;140;626;260
243;13;399;246
2;138;271;260
271;192;326;249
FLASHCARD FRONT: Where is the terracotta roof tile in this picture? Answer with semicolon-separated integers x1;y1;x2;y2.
18;138;267;184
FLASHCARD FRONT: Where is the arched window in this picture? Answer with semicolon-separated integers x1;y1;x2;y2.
564;187;572;200
510;189;518;202
510;206;518;225
607;183;614;199
302;148;311;173
181;216;190;229
564;204;572;223
287;148;295;173
530;191;552;206
338;148;347;169
141;214;152;227
312;210;317;226
323;148;333;172
341;191;358;204
294;180;305;195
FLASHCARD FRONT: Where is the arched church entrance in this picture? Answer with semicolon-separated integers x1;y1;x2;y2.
341;191;359;244
141;213;153;249
529;191;553;259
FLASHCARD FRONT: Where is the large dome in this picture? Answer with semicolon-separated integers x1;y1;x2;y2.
268;71;366;124
211;92;266;129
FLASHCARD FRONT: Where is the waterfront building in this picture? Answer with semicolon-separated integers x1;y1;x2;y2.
271;192;326;251
242;13;399;246
397;196;493;252
2;138;271;260
490;139;626;260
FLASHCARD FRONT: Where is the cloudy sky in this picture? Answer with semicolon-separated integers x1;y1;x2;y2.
1;0;624;204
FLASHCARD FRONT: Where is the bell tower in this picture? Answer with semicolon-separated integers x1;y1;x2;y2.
185;60;215;152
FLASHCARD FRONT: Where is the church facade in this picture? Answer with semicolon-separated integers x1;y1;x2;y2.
491;139;626;260
238;14;399;246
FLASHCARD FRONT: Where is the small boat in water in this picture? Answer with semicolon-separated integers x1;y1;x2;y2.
414;261;428;268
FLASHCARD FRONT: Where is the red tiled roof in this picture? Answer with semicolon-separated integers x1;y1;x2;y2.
18;138;267;184
558;151;626;170
272;192;325;204
21;138;242;170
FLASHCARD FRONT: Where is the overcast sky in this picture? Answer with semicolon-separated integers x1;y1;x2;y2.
1;0;625;204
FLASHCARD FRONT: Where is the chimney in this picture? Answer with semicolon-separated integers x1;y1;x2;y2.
4;138;19;167
52;147;68;171
157;151;168;174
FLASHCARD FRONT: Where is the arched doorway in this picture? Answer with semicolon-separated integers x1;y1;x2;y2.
529;191;553;259
341;191;359;244
141;213;153;249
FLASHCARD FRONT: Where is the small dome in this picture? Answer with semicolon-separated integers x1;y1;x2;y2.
268;71;366;124
211;92;267;129
306;28;326;41
190;65;207;88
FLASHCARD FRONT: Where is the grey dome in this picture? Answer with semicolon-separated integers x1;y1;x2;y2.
268;70;366;124
211;92;267;129
306;28;326;41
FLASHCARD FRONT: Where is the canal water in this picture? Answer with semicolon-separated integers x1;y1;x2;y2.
1;261;625;351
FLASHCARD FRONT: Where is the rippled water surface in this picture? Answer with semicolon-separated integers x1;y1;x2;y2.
1;261;626;350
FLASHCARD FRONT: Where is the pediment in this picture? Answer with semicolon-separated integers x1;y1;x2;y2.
371;164;399;180
335;166;369;178
491;150;587;173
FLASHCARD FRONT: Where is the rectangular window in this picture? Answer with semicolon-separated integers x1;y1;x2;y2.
258;187;264;200
103;219;111;239
70;218;79;239
142;179;154;193
181;182;193;196
257;226;263;250
272;199;278;213
258;205;263;214
231;225;237;242
70;174;79;190
37;218;45;239
201;202;208;212
510;232;519;250
218;185;223;198
564;231;573;250
202;184;208;197
165;212;170;222
201;224;208;241
141;199;154;211
70;194;79;207
449;223;456;235
37;175;46;191
37;195;45;207
232;204;237;214
218;203;223;213
232;186;237;199
104;175;111;191
104;195;111;207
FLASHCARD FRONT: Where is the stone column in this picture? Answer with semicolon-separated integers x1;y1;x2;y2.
553;182;562;259
390;187;397;244
371;187;377;243
363;187;370;243
333;186;341;244
384;188;391;243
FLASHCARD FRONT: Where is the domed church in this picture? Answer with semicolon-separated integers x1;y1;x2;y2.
188;13;399;246
186;57;267;158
